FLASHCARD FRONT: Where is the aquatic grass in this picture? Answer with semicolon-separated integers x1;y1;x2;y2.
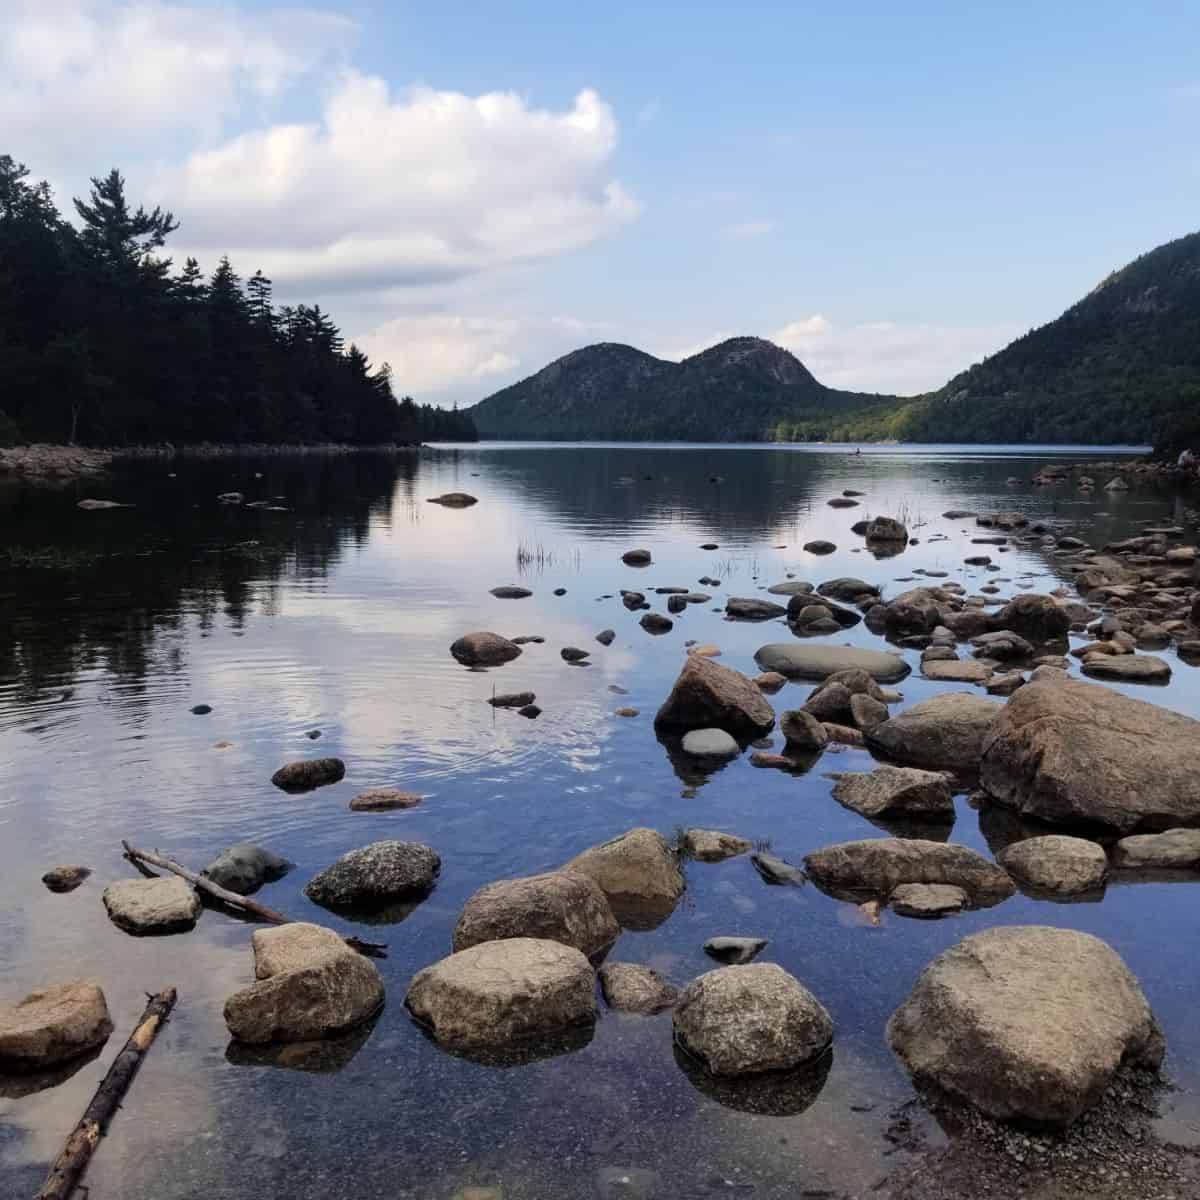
0;545;103;570
515;539;580;574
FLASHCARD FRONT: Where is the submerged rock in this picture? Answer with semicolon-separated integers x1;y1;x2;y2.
103;877;202;935
980;677;1200;832
203;843;292;895
887;926;1164;1127
889;882;968;918
682;829;753;862
452;871;618;957
406;938;595;1047
1112;828;1200;869
681;728;740;758
271;757;346;791
654;654;775;739
673;964;833;1076
450;632;522;668
750;852;807;887
0;981;113;1072
804;838;1013;906
224;923;384;1045
598;963;679;1014
304;841;440;911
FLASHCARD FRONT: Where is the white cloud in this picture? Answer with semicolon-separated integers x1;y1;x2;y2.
153;75;639;292
0;0;354;159
725;219;777;239
771;313;1020;394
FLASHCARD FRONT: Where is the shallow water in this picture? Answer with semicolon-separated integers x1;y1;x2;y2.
2;443;1200;1199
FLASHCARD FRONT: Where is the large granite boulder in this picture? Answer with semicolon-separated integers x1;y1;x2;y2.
672;964;833;1076
1080;654;1172;683
563;828;684;929
203;843;292;895
452;871;619;957
803;838;1013;906
405;938;595;1046
654;654;775;739
0;981;113;1072
980;677;1200;832
887;927;1165;1127
304;841;440;910
449;632;523;667
996;835;1108;895
754;643;910;684
224;923;385;1044
866;693;1001;772
830;766;955;822
884;588;945;635
103;877;202;935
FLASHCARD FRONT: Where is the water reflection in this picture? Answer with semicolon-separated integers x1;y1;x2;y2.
673;1042;833;1116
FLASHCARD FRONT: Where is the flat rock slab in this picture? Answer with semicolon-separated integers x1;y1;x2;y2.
405;937;596;1047
453;871;618;957
598;963;679;1014
673;964;833;1077
887;926;1164;1127
831;766;955;821
889;883;968;918
754;643;910;684
804;838;1014;906
726;597;788;620
103;877;202;935
1081;654;1172;683
997;835;1108;895
767;581;814;596
683;829;753;862
1112;828;1200;869
922;658;993;683
866;692;1002;772
980;677;1200;832
681;728;740;758
349;788;424;811
0;981;113;1072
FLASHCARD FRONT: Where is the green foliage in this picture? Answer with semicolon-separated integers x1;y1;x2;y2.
0;155;477;447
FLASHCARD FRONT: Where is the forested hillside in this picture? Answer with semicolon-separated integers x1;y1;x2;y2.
0;157;476;447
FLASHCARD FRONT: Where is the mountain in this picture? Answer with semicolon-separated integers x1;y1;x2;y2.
782;229;1200;448
467;336;896;441
468;230;1200;447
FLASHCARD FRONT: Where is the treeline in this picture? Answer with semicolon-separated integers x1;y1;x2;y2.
0;156;476;447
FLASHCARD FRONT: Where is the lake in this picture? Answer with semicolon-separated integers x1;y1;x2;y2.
2;442;1199;1200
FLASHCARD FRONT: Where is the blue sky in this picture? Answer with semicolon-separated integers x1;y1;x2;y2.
4;0;1198;402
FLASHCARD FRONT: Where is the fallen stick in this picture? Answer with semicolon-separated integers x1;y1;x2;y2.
120;842;385;956
35;988;177;1200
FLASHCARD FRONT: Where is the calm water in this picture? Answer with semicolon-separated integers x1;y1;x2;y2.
2;443;1199;1200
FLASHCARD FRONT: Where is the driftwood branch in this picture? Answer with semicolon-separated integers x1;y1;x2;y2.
35;988;177;1200
120;842;385;956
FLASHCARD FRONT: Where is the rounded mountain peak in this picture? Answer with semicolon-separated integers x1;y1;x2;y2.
681;336;816;387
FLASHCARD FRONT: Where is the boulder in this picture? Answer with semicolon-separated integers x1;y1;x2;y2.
889;883;968;918
941;609;995;639
682;829;753;862
640;613;674;634
562;646;591;661
622;548;652;566
271;757;346;791
349;788;423;811
979;677;1200;832
41;866;91;893
1112;828;1200;869
1081;654;1171;683
830;766;955;822
405;938;595;1046
596;629;616;646
849;693;889;730
884;588;944;635
864;516;908;542
0;981;113;1072
103;877;202;935
803;839;1013;906
803;540;836;555
781;708;831;752
726;597;787;620
564;827;684;929
997;835;1108;895
681;728;740;758
428;493;477;507
453;871;618;956
767;580;814;596
754;643;909;684
817;578;880;601
654;654;775;739
866;693;1002;772
304;841;440;910
672;964;833;1076
598;963;679;1013
971;630;1034;660
994;594;1071;639
224;923;384;1044
887;927;1164;1127
449;632;522;668
203;843;292;895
